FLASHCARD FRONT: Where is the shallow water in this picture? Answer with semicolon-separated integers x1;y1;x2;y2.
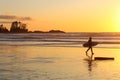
0;46;120;80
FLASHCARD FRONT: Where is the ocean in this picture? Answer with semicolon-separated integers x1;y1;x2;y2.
0;32;120;47
0;33;120;80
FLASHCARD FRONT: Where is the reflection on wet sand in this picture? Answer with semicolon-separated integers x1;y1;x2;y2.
0;46;120;80
85;54;94;71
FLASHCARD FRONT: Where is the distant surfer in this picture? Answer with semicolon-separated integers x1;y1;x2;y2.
85;37;94;56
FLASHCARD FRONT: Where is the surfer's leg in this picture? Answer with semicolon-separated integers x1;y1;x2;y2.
91;47;94;55
86;48;90;56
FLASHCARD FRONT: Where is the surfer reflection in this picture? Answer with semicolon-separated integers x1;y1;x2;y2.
88;56;92;71
86;37;94;58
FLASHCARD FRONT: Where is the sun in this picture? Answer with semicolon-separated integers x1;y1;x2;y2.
115;8;120;32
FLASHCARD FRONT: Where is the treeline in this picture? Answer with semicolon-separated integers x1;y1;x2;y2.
0;21;65;33
0;24;9;33
0;21;28;33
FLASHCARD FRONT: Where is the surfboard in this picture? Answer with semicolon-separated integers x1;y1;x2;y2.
83;42;98;47
94;57;114;60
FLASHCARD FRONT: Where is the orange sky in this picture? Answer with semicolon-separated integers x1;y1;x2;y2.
0;0;120;32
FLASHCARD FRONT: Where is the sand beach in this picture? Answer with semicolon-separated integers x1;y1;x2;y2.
0;45;120;80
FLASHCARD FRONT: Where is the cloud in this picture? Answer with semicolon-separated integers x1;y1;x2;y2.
0;15;32;21
0;21;11;24
20;17;32;21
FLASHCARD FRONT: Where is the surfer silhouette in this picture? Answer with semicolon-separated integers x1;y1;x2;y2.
85;37;94;56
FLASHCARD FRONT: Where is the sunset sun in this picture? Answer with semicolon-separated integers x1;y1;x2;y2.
115;8;120;32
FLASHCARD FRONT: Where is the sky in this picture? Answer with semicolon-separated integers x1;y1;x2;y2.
0;0;120;32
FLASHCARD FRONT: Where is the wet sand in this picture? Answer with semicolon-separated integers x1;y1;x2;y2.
0;46;120;80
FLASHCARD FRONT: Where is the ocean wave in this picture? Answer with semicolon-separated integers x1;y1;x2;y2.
0;33;120;48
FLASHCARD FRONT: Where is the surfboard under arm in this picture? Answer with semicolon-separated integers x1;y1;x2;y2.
83;42;98;47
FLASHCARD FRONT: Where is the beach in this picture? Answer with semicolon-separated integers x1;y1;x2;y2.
1;0;120;79
0;45;120;80
0;33;120;80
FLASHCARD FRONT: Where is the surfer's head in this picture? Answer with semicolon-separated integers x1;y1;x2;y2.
89;37;92;40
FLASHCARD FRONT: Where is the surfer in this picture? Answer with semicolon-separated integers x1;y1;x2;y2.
86;37;94;56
